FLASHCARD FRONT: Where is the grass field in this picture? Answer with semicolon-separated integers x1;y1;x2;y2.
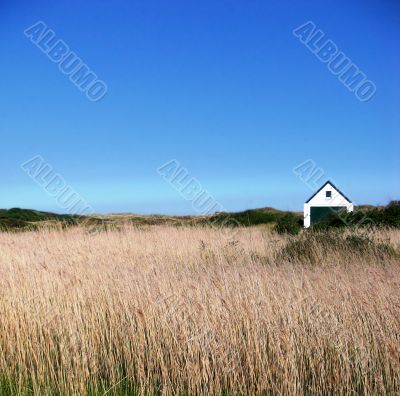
0;225;399;395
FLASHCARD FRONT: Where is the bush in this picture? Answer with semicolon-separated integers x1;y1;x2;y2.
276;231;398;265
209;210;279;227
273;213;302;235
0;208;77;232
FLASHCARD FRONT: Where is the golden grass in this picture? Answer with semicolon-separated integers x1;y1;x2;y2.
0;226;399;395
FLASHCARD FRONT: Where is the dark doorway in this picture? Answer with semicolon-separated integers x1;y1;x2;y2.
310;206;346;225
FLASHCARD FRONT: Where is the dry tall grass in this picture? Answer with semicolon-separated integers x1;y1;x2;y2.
0;226;399;395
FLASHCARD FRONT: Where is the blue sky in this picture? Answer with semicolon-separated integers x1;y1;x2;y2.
0;0;399;214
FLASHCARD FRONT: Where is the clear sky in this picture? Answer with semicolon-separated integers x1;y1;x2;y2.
0;0;399;214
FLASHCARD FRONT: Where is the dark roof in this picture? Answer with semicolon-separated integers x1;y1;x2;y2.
305;180;352;204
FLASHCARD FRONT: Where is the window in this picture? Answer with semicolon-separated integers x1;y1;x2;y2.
326;191;332;198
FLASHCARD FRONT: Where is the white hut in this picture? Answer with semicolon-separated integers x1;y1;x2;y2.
304;181;353;228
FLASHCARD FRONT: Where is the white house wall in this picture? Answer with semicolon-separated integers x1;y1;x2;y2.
304;183;353;228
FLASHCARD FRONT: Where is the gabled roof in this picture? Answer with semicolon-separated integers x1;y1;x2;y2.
305;180;352;204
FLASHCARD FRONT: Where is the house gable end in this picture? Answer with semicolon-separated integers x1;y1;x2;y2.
305;181;352;205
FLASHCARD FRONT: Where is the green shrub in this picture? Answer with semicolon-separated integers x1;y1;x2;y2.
209;210;279;227
273;213;302;235
276;231;398;265
0;208;77;232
